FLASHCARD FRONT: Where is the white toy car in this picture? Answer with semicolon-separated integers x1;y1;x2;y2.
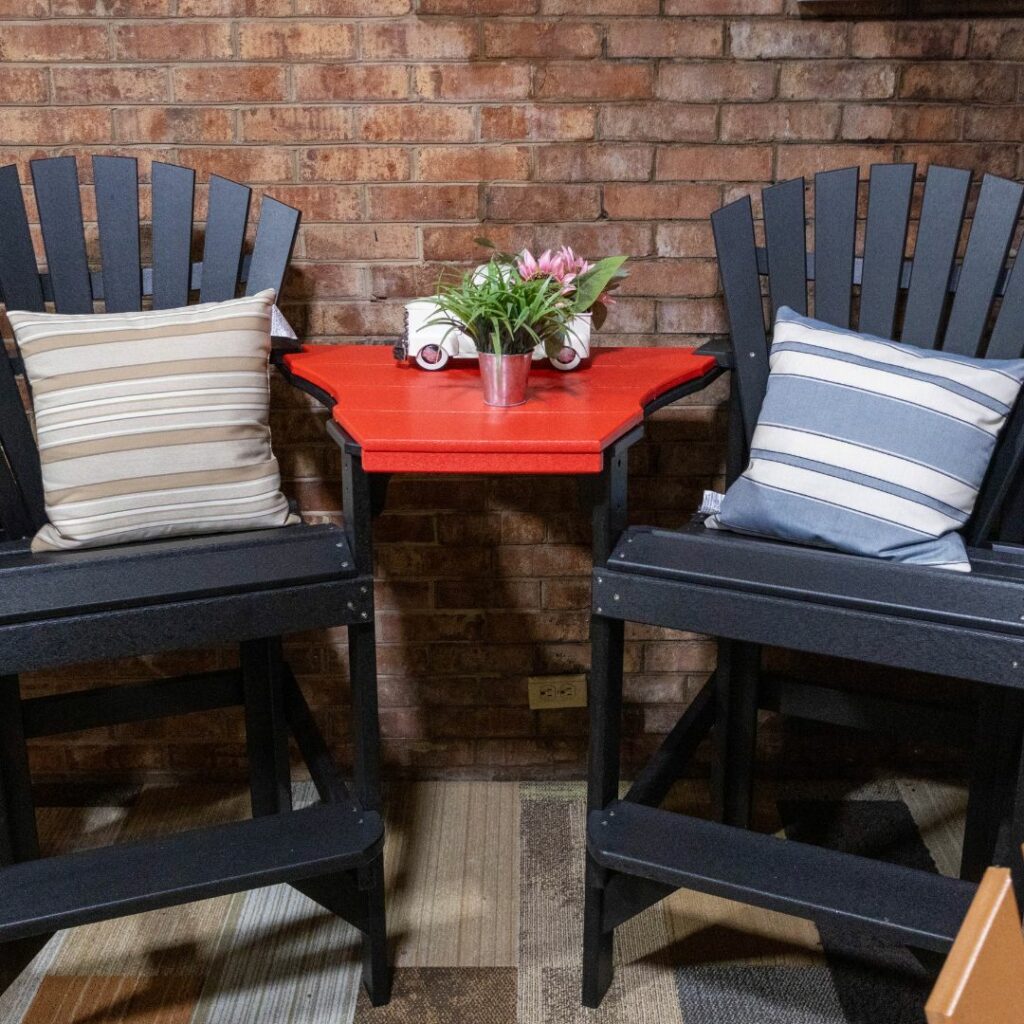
395;298;592;372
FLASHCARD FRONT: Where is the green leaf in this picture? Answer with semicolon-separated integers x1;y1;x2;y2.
572;256;628;315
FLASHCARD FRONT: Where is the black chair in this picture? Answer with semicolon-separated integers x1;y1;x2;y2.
583;162;1024;1006
0;156;389;1005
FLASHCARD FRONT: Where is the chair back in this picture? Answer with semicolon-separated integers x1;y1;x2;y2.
0;155;300;540
926;865;1024;1024
711;164;1024;545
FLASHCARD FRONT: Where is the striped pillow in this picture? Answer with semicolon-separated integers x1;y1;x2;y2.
9;289;298;553
708;307;1024;571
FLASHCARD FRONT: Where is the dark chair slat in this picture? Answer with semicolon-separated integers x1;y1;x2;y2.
92;156;142;314
200;175;251;303
986;250;1024;361
859;163;914;339
246;198;301;299
901;165;971;348
30;157;92;315
812;166;859;329
711;196;768;446
0;165;44;313
762;176;807;318
942;174;1024;357
151;161;195;310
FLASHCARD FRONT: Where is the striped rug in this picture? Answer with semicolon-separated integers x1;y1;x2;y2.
1;777;966;1023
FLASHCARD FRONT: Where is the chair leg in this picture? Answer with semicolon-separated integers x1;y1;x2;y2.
712;640;760;829
583;613;625;1007
347;619;390;1002
241;638;292;817
0;675;39;863
961;688;1024;881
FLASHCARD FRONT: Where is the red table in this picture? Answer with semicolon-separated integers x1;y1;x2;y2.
282;345;720;477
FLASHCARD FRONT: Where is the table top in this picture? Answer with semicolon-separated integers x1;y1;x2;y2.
283;345;719;475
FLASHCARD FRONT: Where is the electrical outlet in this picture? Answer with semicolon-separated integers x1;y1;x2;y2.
528;674;587;710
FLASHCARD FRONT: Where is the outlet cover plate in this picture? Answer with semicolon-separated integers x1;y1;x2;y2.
528;674;587;710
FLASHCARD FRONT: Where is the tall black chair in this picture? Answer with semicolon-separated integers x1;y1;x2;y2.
583;163;1024;1005
0;156;389;1005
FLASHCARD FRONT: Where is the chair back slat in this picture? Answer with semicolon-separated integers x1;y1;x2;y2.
762;177;807;317
151;161;195;311
246;197;301;299
901;165;971;348
93;156;142;314
942;174;1024;357
711;196;768;444
0;165;44;313
30;157;92;314
812;166;859;329
200;175;251;303
859;163;914;339
987;248;1024;361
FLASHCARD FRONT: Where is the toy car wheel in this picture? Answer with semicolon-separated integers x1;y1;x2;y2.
550;346;582;371
415;344;450;370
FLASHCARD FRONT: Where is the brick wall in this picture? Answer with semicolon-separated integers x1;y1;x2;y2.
5;1;1017;781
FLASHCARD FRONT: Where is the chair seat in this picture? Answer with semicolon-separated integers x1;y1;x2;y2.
607;522;1024;638
0;524;357;626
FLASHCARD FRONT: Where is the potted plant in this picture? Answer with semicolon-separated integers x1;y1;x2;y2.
427;245;627;406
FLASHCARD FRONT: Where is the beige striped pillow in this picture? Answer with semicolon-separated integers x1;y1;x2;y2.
9;289;298;552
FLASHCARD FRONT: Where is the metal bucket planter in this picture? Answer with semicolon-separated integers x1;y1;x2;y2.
478;352;532;407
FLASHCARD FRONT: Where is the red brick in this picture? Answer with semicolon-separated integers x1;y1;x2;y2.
899;144;1018;180
658;299;727;334
362;20;479;60
357;105;475;142
0;68;49;105
971;21;1024;59
417;145;531;182
657;61;775;102
483;20;602;59
304;223;418;260
298;0;410;11
730;21;847;59
542;0;657;10
0;0;46;13
481;104;595;142
666;0;780;10
721;102;840;141
177;147;294;183
171;65;287;103
534;62;654;100
0;107;110;144
851;20;969;59
422;225;536;261
422;0;535;11
776;145;896;180
414;63;530;100
238;22;356;60
965;108;1024;142
178;0;292;11
367;184;479;221
841;105;960;142
115;108;234;144
307;301;405;337
617;259;719;297
239;106;353;143
292;65;408;101
52;67;166;104
259;185;363;222
114;22;232;61
779;61;895;101
300;146;410;182
53;0;169;11
369;262;461;299
655;222;716;257
604;183;720;220
607;20;723;59
900;64;1015;104
0;24;110;61
487;184;600;222
656;145;772;182
534;144;652;182
548;222;654;259
599;103;716;142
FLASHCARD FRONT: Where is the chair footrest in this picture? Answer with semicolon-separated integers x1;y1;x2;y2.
0;802;383;941
588;801;975;950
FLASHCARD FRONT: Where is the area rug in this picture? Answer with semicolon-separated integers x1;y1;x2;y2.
0;777;966;1023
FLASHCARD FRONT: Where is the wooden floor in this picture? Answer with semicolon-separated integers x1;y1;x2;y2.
0;777;969;1024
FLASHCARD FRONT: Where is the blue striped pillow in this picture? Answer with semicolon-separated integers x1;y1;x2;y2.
707;307;1024;571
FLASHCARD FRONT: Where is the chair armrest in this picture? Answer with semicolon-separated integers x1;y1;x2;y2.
694;337;734;369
